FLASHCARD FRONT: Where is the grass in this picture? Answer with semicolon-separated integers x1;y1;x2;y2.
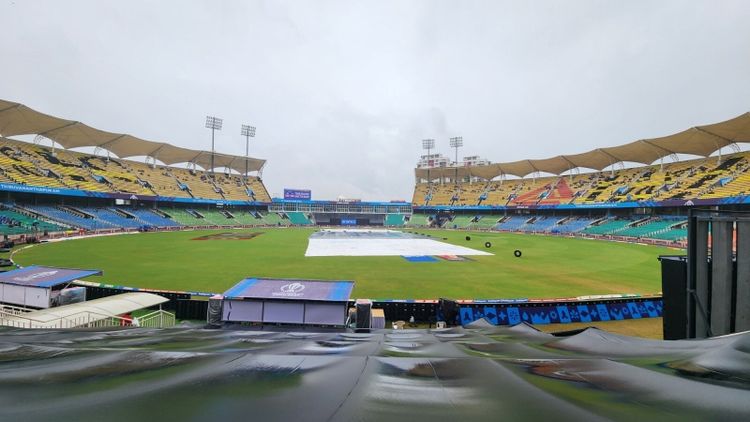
537;317;664;339
13;227;677;299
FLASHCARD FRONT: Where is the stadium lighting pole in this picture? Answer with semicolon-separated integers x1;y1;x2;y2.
205;116;223;178
241;124;256;177
450;136;463;183
422;139;435;183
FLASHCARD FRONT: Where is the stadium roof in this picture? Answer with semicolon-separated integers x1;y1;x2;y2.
0;99;266;173
415;112;750;179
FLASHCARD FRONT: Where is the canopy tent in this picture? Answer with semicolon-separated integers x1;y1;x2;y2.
416;112;750;180
0;99;266;174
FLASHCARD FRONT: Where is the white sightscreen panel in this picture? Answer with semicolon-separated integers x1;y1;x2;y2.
2;284;26;307
222;300;263;322
263;301;304;324
24;287;50;309
304;302;346;325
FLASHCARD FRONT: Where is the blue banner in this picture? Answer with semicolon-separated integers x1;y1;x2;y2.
459;299;663;325
415;195;750;212
0;182;267;206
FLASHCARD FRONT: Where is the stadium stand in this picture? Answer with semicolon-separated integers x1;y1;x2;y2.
549;217;597;234
195;209;233;226
616;218;684;239
261;212;290;226
384;214;405;227
487;215;691;240
474;215;502;228
405;214;431;227
227;210;264;226
445;215;475;229
495;215;529;231
128;209;181;227
287;212;313;225
3;199;690;243
0;104;745;246
522;216;563;232
0;206;64;235
414;151;750;207
0;138;271;203
582;218;633;236
159;208;205;226
649;226;688;241
79;207;144;229
28;205;117;231
0;126;699;242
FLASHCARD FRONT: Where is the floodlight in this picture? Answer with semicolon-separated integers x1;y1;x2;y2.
421;138;436;181
450;136;463;182
241;124;256;137
242;124;257;176
205;116;223;130
205;115;223;176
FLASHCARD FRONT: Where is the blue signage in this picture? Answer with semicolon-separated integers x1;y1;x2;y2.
341;219;357;225
0;182;266;205
284;189;312;200
458;299;663;326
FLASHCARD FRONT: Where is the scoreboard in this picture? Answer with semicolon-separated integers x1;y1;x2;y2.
283;189;311;200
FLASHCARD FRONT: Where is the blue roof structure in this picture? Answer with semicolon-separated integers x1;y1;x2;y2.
224;277;354;302
0;265;101;288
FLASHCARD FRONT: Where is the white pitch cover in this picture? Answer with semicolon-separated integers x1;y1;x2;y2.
304;229;493;257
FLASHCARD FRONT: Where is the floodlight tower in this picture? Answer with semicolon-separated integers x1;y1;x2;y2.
449;136;463;183
241;124;256;177
205;116;223;177
422;138;435;182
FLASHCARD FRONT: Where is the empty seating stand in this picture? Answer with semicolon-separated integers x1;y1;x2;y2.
0;138;273;203
412;151;750;207
29;206;116;231
286;212;312;225
385;214;405;227
0;208;64;235
128;209;181;227
582;219;632;236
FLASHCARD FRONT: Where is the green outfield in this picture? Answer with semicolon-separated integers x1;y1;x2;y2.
12;228;675;299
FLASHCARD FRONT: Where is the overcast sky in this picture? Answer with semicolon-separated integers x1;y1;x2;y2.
2;0;749;200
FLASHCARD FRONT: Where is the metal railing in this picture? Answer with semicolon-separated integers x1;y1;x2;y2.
0;308;176;329
0;303;34;316
137;310;176;328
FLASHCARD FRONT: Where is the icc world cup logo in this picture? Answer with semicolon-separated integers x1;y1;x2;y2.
280;283;305;294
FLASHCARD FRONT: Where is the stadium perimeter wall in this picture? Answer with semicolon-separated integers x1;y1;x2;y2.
76;281;662;326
